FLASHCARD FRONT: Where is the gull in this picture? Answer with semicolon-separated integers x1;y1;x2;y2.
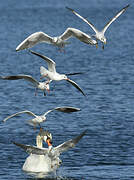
66;5;129;49
0;74;50;96
12;129;86;173
2;106;81;127
29;50;86;96
16;27;97;52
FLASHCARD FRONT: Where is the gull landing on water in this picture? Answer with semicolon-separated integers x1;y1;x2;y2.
29;50;86;96
15;28;97;52
66;5;129;49
2;106;80;127
12;129;86;173
0;74;50;96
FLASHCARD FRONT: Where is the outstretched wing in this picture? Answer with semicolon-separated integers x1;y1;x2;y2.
3;110;37;122
29;50;56;72
66;79;86;96
54;106;81;113
66;7;98;34
13;141;48;155
103;5;129;34
43;106;80;116
0;74;40;87
54;130;87;155
60;27;96;45
66;72;84;76
16;32;53;51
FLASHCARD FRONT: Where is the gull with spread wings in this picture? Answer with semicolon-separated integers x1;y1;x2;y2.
3;106;80;127
29;50;86;96
16;27;97;52
12;129;86;173
66;5;129;49
0;74;50;96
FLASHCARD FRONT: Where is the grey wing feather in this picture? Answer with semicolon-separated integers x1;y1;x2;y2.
54;130;87;155
0;74;40;87
66;79;86;96
60;28;95;45
3;110;37;122
16;32;53;51
66;7;98;34
43;106;80;116
103;4;129;34
29;50;56;72
12;141;48;155
54;106;81;113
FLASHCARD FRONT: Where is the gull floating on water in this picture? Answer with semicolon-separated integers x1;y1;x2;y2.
12;129;86;173
29;50;86;96
66;5;129;49
0;74;50;96
16;27;97;52
3;106;80;127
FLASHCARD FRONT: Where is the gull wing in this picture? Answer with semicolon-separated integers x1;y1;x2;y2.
3;110;37;122
54;106;81;113
16;32;53;51
66;7;98;34
29;50;56;72
12;141;48;155
102;5;129;34
43;106;80;116
60;27;96;45
66;72;84;76
66;79;86;96
0;74;40;87
54;130;87;155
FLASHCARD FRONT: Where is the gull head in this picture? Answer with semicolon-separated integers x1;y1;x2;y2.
60;74;68;80
44;81;50;92
53;37;67;48
100;36;106;44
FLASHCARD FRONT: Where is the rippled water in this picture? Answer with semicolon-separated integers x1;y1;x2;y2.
0;0;134;179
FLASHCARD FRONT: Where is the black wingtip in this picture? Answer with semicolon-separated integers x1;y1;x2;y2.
125;4;130;9
11;141;17;145
66;7;74;12
66;72;84;76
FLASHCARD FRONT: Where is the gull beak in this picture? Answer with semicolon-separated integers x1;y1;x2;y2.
104;41;106;44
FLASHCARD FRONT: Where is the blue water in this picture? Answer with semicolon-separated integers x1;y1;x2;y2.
0;0;134;179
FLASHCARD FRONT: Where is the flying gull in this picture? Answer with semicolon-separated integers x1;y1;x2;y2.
29;50;86;96
16;28;97;52
0;74;50;96
66;5;129;49
3;106;81;127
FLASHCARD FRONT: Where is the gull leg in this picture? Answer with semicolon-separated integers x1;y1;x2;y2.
102;43;104;50
35;88;38;96
39;123;42;129
46;80;50;93
44;91;46;96
47;89;50;93
33;124;37;131
96;43;98;48
63;48;66;54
